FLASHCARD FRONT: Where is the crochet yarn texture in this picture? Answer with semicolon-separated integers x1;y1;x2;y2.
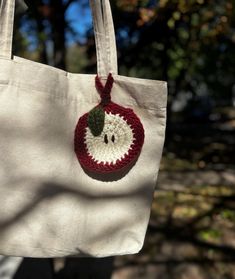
74;73;145;174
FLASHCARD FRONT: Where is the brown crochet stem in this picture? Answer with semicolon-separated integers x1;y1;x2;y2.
95;73;114;106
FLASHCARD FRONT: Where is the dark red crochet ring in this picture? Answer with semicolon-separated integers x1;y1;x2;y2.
74;73;145;174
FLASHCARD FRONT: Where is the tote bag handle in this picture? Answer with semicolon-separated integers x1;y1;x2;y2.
0;0;118;76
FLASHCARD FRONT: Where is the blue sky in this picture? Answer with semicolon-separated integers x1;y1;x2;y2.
20;2;93;50
66;2;92;44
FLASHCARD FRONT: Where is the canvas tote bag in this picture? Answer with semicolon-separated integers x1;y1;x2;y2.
0;0;167;257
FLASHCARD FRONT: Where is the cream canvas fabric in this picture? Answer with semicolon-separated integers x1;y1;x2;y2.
0;0;167;257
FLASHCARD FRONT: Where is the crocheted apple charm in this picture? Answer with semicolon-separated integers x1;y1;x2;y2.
74;73;144;174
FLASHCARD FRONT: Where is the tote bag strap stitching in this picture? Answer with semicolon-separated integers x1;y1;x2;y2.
0;0;118;76
90;0;107;77
102;0;113;75
101;0;118;75
90;0;118;77
0;0;15;58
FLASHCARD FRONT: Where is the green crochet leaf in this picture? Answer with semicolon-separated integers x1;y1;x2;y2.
88;107;105;137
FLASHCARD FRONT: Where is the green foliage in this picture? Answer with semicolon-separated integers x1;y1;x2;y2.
221;209;235;222
198;229;221;242
87;107;105;137
115;0;235;106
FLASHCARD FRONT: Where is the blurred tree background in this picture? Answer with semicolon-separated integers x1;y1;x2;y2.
10;0;235;278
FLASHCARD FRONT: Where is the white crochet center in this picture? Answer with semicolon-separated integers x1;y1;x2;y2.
85;112;134;164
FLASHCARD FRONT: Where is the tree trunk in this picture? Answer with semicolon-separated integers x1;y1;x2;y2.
50;0;66;70
35;16;48;65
